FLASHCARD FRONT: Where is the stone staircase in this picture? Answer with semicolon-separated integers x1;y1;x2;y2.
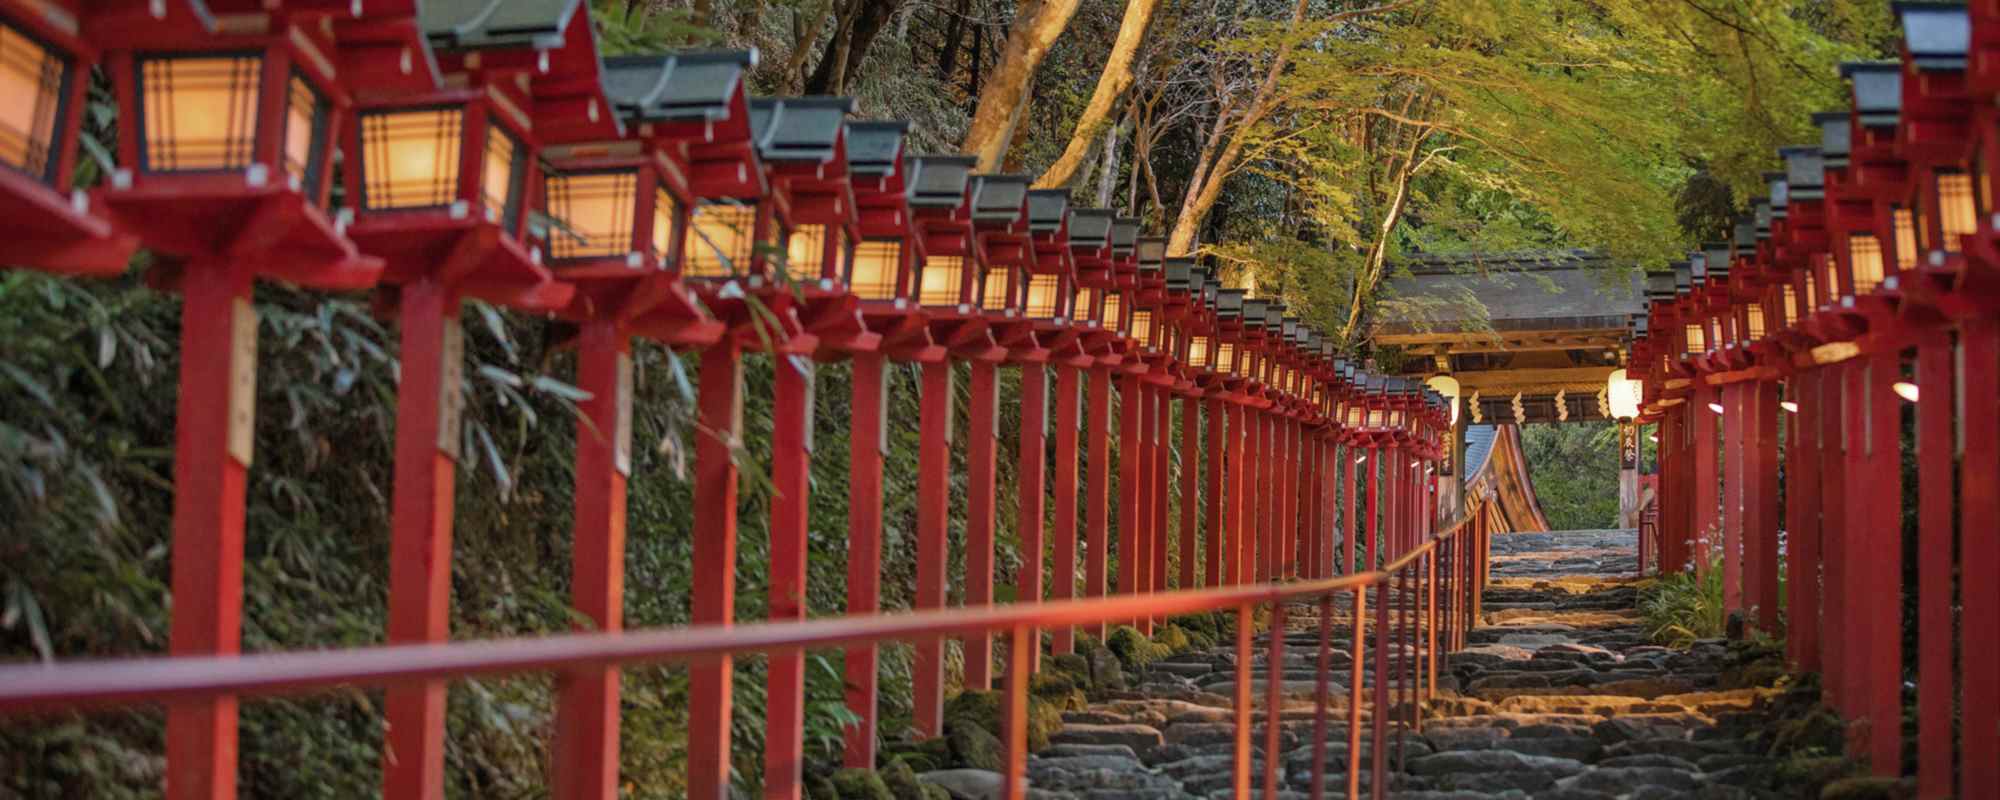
1006;530;1796;799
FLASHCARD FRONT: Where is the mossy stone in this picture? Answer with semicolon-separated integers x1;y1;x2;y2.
881;737;950;774
880;757;948;800
943;689;1062;751
1819;775;1916;800
1106;625;1172;672
1152;624;1192;653
829;768;894;800
946;722;1005;771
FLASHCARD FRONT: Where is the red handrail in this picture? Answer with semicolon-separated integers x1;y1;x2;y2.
2;519;1478;800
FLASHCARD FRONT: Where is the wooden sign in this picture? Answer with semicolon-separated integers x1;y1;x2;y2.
226;298;259;467
1620;424;1639;470
438;318;465;461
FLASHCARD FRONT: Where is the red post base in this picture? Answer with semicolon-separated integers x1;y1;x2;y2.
843;354;886;767
1050;365;1081;654
914;361;953;736
688;342;743;798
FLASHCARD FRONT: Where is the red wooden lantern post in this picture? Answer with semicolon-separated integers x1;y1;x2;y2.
835;118;930;767
959;172;1037;684
904;153;991;736
345;12;612;795
91;4;390;796
1337;363;1363;575
0;0;138;275
1009;188;1084;674
1171;262;1216;589
1207;289;1249;585
1237;297;1271;581
1186;278;1228;588
1954;3;2000;792
1081;218;1138;630
1048;208;1116;653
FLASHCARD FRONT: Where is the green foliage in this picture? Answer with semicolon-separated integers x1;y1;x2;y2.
1639;558;1729;647
1518;422;1621;530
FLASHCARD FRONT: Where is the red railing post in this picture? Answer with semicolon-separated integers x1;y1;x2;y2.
1364;446;1380;570
1232;603;1255;798
164;264;255;800
1279;419;1295;580
965;360;1000;687
1204;396;1226;588
1084;364;1113;637
1180;394;1200;590
382;279;461;800
914;360;953;737
1344;445;1360;575
1263;600;1286;799
1303;433;1319;580
553;322;632;800
1248;409;1266;583
689;340;744;799
1000;624;1032;800
843;353;887;766
1786;372;1821;672
1915;335;1954;797
1309;591;1336;798
1370;575;1391;800
1425;548;1438;706
1016;363;1048;674
1961;318;2000;800
1346;584;1368;800
766;357;815;798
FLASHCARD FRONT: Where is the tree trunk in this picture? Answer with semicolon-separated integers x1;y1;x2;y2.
937;0;968;85
803;0;903;95
1094;114;1125;208
780;0;833;94
961;0;1085;171
1034;0;1161;188
1340;131;1429;343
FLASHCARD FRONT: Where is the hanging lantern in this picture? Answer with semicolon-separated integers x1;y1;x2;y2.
844;120;915;303
749;96;860;285
906;155;978;310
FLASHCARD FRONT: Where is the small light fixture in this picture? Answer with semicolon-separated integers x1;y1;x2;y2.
1708;402;1726;415
1894;381;1920;403
1781;400;1800;413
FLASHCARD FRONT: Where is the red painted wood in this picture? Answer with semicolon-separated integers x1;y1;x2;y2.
1345;585;1367;800
1303;435;1319;579
999;626;1031;800
1860;352;1903;776
1961;318;2000;800
383;279;459;800
1369;577;1391;800
1263;601;1286;799
1819;362;1848;713
765;356;815;798
165;265;253;800
1016;364;1048;674
1160;388;1168;600
1180;395;1200;589
1365;446;1380;571
1084;366;1113;636
1050;365;1081;654
966;361;1000;685
1750;380;1781;633
1722;382;1744;612
1204;397;1225;588
1345;447;1359;575
843;353;886;766
1787;373;1822;672
1915;336;1954;798
553;322;630;800
688;341;743;799
1227;403;1248;586
914;360;953;737
1247;410;1266;583
1284;420;1300;579
1118;376;1142;600
1694;384;1720;573
1231;604;1254;798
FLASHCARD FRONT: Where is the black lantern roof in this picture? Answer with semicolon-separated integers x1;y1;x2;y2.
1242;297;1269;325
1216;288;1246;318
1781;146;1826;200
1809;113;1851;170
1765;171;1789;216
1674;260;1694;292
1164;257;1193;291
1320;338;1336;358
846;121;908;182
1135;237;1166;272
749;97;855;163
1110;218;1139;254
1894;1;1970;71
1733;218;1756;249
1839;61;1903;127
907;156;976;208
1701;244;1732;281
1263;301;1286;330
1753;201;1772;238
1633;315;1651;338
1281;317;1299;340
1068;209;1114;248
604;51;757;124
1027;190;1069;233
424;0;582;49
1646;271;1677;301
1188;264;1208;294
969;174;1029;223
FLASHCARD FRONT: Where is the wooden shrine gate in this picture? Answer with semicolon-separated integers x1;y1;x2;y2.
0;2;1473;799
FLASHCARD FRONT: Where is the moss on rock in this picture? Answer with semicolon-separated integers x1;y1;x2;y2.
1106;625;1172;672
880;757;949;800
942;689;1062;752
829;768;894;800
